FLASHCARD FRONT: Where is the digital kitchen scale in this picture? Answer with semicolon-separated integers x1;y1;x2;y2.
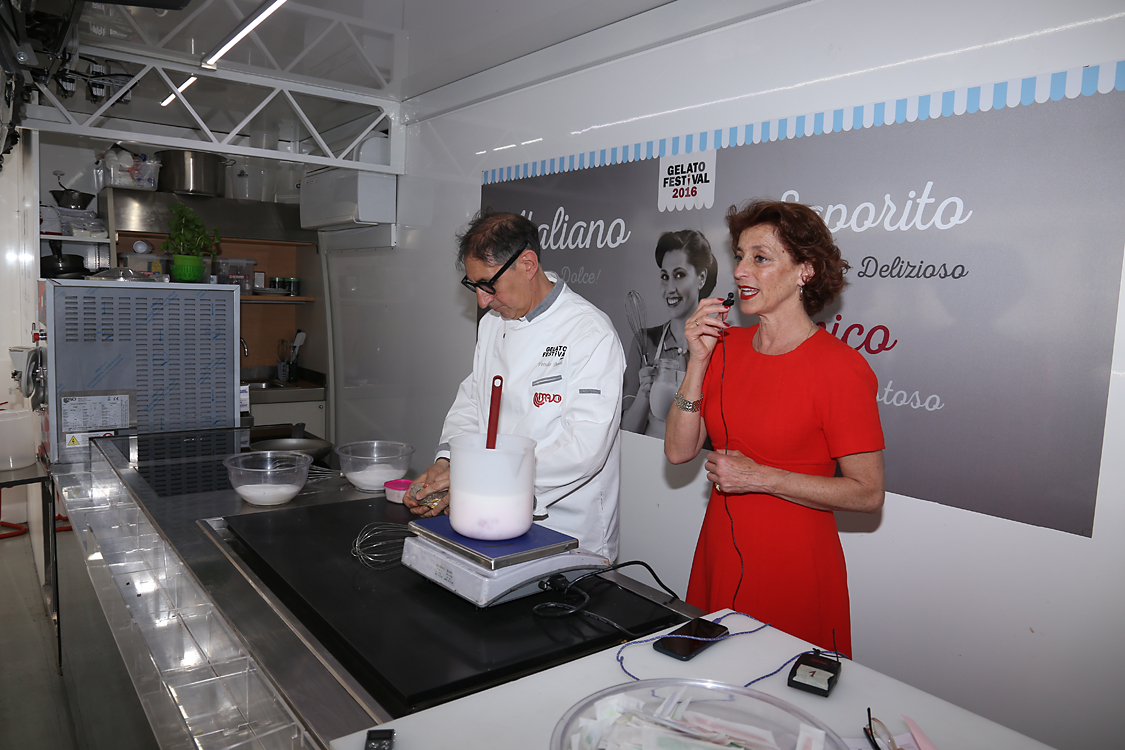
401;516;610;607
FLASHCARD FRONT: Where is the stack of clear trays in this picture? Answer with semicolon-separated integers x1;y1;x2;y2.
551;678;847;750
54;460;310;749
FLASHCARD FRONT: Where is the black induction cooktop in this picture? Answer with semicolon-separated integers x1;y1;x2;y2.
223;498;684;717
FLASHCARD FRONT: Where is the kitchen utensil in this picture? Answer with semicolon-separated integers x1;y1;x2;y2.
49;171;94;210
40;240;88;278
155;150;235;196
306;466;342;483
625;289;649;366
250;438;333;462
486;375;502;449
277;338;291;362
223;450;312;506
352;522;415;570
448;433;535;540
289;330;306;363
335;441;415;492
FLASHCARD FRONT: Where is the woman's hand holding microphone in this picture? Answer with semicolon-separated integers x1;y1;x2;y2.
683;295;733;364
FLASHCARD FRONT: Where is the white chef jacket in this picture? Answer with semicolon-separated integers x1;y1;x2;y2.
437;273;624;559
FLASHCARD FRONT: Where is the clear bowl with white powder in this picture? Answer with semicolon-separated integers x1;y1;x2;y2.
223;451;312;506
335;441;414;492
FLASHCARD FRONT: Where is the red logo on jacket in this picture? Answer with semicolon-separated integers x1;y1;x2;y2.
533;392;562;407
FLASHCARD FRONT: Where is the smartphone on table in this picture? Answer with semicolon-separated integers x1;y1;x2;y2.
652;617;729;661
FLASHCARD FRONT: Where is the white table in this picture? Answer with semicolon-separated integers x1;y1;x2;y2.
331;610;1054;749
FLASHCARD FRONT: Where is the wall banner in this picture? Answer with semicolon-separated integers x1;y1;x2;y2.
481;90;1125;537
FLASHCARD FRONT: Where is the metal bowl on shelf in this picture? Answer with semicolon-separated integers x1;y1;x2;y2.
250;438;333;462
50;188;95;210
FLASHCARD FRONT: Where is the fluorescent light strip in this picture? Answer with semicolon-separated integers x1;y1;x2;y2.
520;138;542;145
201;0;289;69
493;144;516;151
160;76;197;106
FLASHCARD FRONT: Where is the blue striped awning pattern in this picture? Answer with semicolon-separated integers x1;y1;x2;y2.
481;59;1125;185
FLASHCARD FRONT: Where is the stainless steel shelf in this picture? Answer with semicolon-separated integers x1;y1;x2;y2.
40;235;112;244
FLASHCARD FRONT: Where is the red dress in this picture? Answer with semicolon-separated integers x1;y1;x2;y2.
686;326;884;656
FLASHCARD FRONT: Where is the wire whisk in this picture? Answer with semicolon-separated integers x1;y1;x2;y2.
307;466;342;483
624;290;648;366
352;522;415;570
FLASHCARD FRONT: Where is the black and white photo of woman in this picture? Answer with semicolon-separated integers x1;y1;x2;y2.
622;229;718;437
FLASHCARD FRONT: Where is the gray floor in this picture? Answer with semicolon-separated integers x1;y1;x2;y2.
0;528;79;750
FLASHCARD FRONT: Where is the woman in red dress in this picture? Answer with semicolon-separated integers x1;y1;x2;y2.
664;199;885;657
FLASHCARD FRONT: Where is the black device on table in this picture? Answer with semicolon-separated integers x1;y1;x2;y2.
365;728;394;750
786;649;842;697
652;617;729;661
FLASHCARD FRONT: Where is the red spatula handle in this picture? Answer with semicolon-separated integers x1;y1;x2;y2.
486;375;503;449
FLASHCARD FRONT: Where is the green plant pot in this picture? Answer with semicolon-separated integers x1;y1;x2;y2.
170;254;204;282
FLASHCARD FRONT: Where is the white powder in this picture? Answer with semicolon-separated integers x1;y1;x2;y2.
235;483;302;506
346;465;405;491
449;492;533;540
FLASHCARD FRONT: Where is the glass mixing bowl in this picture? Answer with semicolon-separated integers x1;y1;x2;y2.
223;450;312;506
335;441;415;492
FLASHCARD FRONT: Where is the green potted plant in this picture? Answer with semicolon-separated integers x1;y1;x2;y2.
161;202;221;282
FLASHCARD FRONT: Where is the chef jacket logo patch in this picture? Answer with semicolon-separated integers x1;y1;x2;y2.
533;393;562;407
542;345;567;358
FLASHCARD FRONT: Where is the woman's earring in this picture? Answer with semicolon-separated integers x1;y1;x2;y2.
798;285;804;298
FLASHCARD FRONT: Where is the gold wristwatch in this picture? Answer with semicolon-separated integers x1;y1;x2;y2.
673;392;703;413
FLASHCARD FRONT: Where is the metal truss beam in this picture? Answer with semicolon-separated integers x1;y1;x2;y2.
21;45;405;175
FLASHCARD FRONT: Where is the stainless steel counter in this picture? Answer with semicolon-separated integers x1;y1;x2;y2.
57;427;689;750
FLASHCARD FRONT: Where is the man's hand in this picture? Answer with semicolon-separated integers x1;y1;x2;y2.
404;458;451;517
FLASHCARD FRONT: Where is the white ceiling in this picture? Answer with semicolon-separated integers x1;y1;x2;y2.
82;0;675;102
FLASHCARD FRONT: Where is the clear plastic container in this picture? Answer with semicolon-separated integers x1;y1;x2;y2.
0;409;37;470
551;678;849;750
335;441;414;493
119;252;171;275
222;451;311;506
448;433;535;540
108;158;160;191
214;258;257;293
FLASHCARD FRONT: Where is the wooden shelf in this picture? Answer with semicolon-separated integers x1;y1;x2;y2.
242;296;314;304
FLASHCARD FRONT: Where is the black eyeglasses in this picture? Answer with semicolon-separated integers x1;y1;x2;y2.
460;247;526;295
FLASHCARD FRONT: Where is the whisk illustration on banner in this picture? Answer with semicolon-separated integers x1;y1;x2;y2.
625;290;649;366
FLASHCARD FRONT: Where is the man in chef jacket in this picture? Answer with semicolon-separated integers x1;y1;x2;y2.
404;210;625;560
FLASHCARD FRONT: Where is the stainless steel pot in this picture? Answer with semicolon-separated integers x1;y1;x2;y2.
155;150;235;196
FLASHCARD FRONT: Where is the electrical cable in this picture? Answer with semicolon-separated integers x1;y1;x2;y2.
532;559;681;637
613;611;852;684
717;308;746;610
613;611;769;681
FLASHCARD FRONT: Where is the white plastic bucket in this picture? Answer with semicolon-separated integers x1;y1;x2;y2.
448;433;536;540
0;410;37;471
